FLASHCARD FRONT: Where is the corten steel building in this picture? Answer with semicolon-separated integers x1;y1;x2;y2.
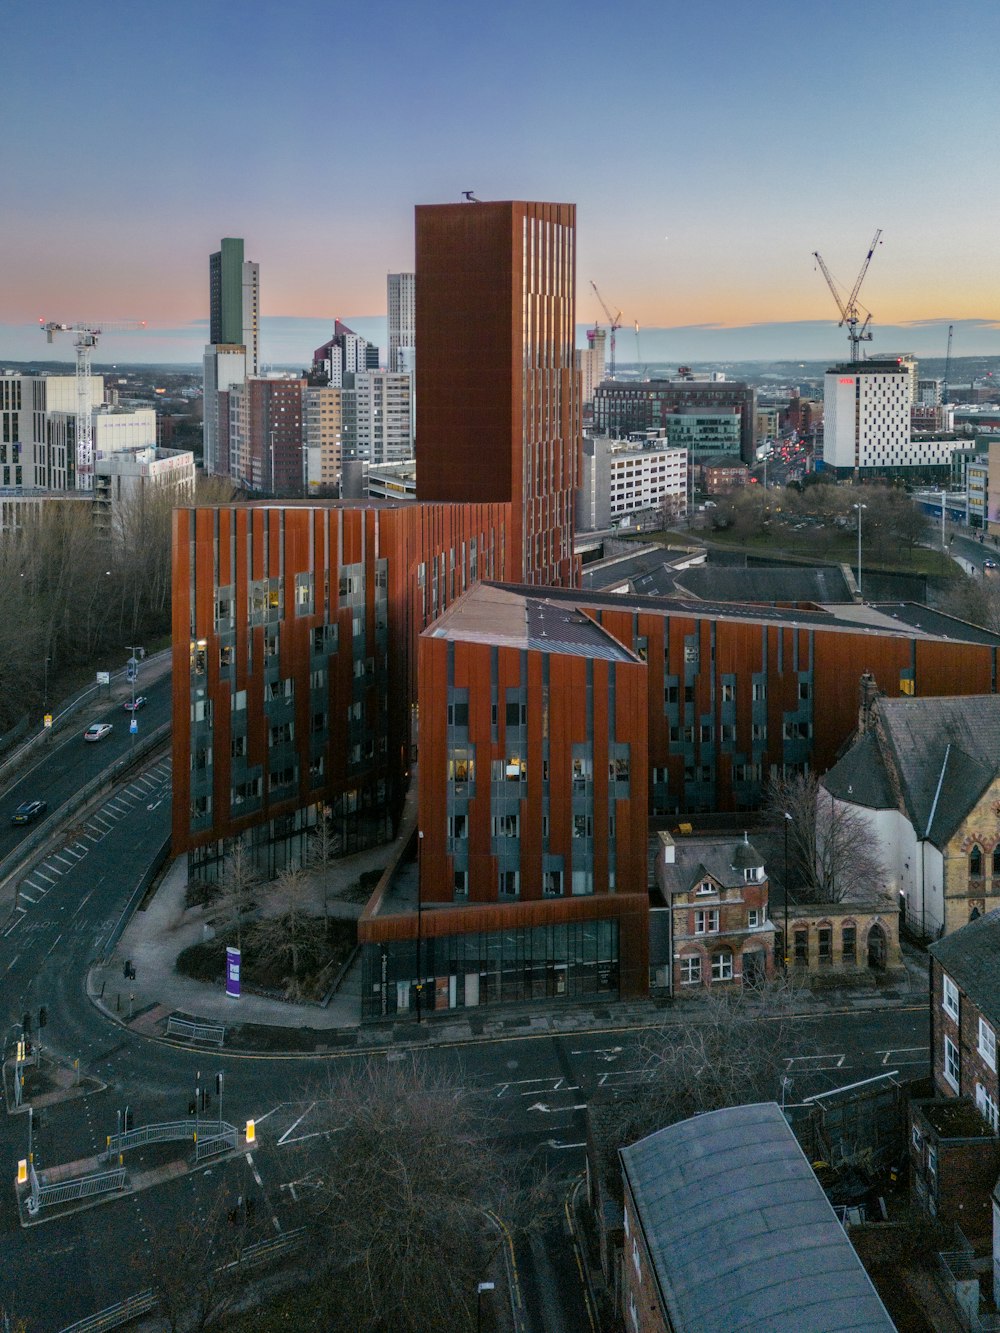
482;584;1000;817
414;201;580;588
172;498;511;879
357;583;651;1015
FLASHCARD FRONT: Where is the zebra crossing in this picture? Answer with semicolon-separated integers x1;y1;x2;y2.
4;758;171;935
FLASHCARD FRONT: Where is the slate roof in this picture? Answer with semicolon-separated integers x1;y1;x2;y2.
620;1103;896;1333
871;602;1000;647
668;564;854;606
658;836;765;897
875;696;1000;848
581;547;676;591
929;907;1000;1027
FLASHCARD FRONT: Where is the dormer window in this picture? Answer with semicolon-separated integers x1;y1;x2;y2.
744;867;763;883
697;880;714;895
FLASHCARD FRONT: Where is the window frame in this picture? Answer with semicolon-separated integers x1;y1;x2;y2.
694;908;719;935
978;1017;997;1072
944;1034;960;1091
711;950;734;983
942;974;960;1022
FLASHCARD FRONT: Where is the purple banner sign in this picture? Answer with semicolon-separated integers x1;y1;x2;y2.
226;946;241;999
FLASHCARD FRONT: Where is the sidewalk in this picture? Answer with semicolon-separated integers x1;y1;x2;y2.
89;845;931;1055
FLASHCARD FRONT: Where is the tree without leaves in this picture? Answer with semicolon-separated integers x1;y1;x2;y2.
596;977;808;1155
304;1058;549;1333
253;865;317;989
305;812;342;924
132;1192;251;1333
767;770;887;903
206;838;260;952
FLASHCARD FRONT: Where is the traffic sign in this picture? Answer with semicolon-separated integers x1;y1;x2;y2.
129;718;138;735
43;713;52;729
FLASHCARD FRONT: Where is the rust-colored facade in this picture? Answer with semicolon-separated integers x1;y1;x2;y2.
171;498;511;875
415;201;580;588
499;583;999;816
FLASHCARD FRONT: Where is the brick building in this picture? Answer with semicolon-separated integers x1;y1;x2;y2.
906;910;1000;1238
653;832;776;992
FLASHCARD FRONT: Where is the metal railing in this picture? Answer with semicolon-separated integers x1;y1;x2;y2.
218;1225;309;1272
194;1123;239;1161
166;1015;225;1046
57;1290;158;1333
102;1119;196;1161
28;1162;127;1214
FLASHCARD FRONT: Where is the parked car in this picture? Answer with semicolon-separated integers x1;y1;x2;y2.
123;696;147;712
84;722;113;742
11;800;47;826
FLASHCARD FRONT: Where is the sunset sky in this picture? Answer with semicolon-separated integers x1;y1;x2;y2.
4;0;1000;363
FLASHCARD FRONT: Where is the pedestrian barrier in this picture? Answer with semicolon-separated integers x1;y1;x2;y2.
57;1290;157;1333
102;1118;198;1161
28;1162;127;1215
166;1015;225;1046
194;1123;239;1161
217;1225;309;1272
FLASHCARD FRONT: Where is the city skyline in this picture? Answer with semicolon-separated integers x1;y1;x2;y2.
4;0;1000;362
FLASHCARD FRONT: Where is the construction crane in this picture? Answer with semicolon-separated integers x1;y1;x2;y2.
590;282;622;379
943;323;953;405
633;320;647;381
811;229;882;363
40;319;145;486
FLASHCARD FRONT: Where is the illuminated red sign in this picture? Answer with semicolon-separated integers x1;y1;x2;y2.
839;377;855;385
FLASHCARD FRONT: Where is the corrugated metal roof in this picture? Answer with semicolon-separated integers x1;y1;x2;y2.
620;1103;896;1333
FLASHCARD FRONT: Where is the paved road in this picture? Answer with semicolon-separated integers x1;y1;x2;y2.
0;670;171;867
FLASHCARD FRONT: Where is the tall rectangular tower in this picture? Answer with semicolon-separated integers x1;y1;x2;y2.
205;238;260;474
415;201;580;587
387;272;416;373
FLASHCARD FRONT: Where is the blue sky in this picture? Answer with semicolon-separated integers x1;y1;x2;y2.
3;0;999;362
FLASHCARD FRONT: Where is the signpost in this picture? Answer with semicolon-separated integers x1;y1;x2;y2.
226;947;241;999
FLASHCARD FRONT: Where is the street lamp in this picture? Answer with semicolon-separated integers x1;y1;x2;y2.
853;502;867;599
783;811;793;970
42;655;51;715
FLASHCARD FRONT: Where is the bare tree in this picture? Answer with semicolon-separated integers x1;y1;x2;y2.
599;977;807;1152
133;1192;249;1332
768;770;886;902
257;864;312;980
304;1058;543;1332
305;809;342;924
207;838;260;952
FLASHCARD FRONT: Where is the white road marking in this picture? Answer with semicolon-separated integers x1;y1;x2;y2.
4;954;19;973
18;892;38;905
545;1140;586;1150
528;1102;587;1114
785;1053;846;1069
877;1046;928;1065
277;1102;316;1145
34;870;56;885
44;932;63;958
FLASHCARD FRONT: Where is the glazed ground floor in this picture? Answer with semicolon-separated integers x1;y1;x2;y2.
361;917;622;1019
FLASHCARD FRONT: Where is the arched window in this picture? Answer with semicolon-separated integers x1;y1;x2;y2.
970;845;984;878
992;846;1000;876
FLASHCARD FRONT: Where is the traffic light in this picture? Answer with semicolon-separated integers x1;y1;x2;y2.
216;1073;224;1095
245;1119;256;1144
38;1006;47;1029
22;1012;30;1037
188;1099;197;1117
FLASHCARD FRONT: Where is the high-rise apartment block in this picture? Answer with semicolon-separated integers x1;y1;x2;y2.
387;273;416;374
579;327;607;404
312;321;379;388
204;237;260;475
227;376;305;495
304;385;344;494
347;370;412;466
822;361;912;477
414;201;580;587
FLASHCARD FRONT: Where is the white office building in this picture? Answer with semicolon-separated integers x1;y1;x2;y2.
577;434;688;531
304;385;344;493
93;446;195;538
0;373;106;491
347;371;412;466
822;361;912;476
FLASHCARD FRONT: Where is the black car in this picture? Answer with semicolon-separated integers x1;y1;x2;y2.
11;799;47;826
123;696;147;712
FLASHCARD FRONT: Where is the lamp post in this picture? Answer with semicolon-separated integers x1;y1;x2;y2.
42;655;51;715
783;811;793;969
853;502;867;599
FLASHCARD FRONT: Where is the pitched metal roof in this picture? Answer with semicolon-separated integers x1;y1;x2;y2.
929;907;1000;1027
620;1103;896;1333
669;564;854;605
658;836;766;897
